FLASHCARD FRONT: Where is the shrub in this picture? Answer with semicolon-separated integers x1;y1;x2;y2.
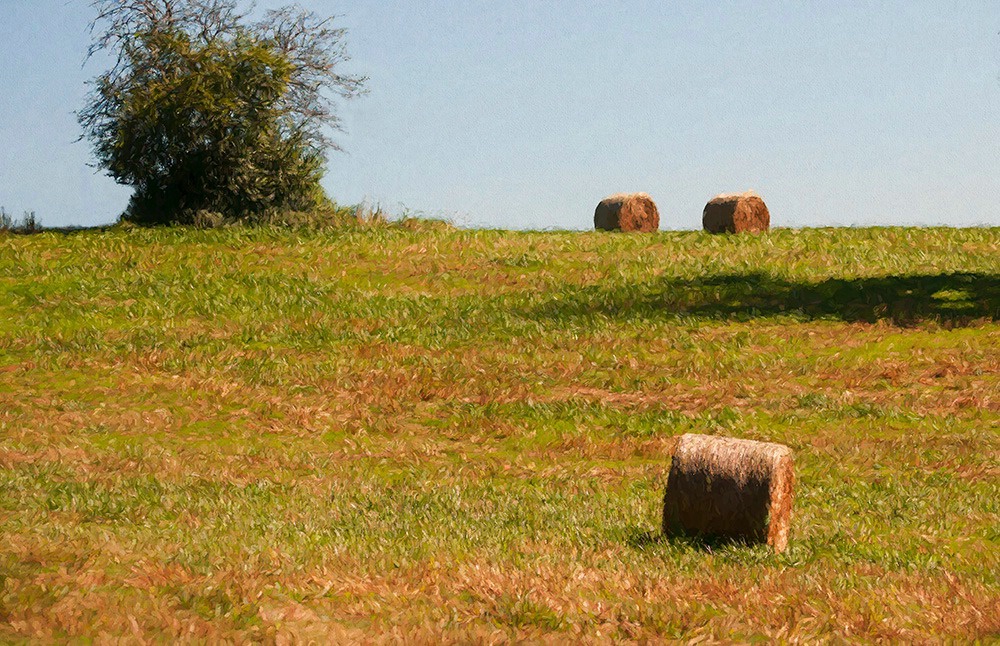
0;208;41;233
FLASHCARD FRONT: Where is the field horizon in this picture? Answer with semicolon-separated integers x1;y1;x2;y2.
1;223;997;642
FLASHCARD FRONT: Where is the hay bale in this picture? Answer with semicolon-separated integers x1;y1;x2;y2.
594;193;659;232
702;191;770;234
662;433;794;552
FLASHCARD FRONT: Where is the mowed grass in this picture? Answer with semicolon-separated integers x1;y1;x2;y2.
0;222;997;642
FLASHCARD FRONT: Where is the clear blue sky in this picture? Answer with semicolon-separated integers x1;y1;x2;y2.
1;1;998;229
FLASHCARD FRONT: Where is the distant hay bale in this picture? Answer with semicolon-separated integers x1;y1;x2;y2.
594;193;659;232
702;191;770;234
662;433;794;552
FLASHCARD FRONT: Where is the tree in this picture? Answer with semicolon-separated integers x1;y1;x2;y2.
79;0;366;224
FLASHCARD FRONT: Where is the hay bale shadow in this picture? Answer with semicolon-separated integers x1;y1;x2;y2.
624;528;663;549
624;527;770;553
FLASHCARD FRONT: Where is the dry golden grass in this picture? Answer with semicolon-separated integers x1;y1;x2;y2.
0;224;998;641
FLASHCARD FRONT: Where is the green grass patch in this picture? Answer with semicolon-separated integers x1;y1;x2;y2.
0;224;997;641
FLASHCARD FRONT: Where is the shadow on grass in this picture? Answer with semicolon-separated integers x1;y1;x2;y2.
532;272;1000;327
625;527;772;553
624;529;664;549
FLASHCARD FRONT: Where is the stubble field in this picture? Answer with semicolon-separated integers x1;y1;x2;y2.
1;223;997;642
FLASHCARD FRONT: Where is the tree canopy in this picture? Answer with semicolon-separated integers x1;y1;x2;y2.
79;0;366;224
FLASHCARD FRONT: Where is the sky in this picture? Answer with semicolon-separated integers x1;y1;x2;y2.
1;0;999;230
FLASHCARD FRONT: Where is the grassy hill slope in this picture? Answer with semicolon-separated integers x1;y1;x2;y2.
1;224;998;641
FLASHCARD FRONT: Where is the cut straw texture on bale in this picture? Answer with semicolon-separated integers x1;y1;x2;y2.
662;433;794;552
702;191;770;234
594;193;659;232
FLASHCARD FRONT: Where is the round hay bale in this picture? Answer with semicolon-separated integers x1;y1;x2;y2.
662;433;794;552
702;191;770;234
594;193;659;232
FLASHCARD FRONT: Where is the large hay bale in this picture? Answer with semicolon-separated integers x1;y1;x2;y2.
702;191;770;234
594;193;659;232
662;433;794;552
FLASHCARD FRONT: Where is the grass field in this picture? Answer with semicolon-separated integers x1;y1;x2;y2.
1;222;998;642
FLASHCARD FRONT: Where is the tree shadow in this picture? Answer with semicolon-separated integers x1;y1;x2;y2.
531;272;1000;327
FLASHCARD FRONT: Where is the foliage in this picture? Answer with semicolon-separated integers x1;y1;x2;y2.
0;208;41;233
78;0;366;225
